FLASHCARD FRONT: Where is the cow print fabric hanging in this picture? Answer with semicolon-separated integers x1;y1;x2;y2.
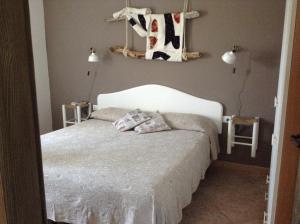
114;7;185;62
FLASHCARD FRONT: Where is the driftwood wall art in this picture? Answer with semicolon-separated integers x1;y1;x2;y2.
107;0;202;62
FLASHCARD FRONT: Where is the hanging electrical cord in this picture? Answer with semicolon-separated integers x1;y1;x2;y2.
87;66;99;103
237;74;248;116
237;52;252;116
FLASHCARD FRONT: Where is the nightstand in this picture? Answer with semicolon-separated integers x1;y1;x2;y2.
62;102;92;128
227;115;260;158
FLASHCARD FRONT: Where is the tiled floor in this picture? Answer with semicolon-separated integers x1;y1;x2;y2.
181;161;268;224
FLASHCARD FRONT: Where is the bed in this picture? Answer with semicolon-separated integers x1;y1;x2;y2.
42;85;223;224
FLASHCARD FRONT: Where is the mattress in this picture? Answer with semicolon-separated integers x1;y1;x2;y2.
41;119;217;224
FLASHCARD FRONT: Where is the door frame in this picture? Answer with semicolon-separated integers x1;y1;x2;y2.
0;0;298;223
275;0;300;222
268;0;299;223
0;174;7;223
0;0;47;223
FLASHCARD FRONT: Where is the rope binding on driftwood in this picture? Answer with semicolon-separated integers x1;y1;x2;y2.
182;0;189;60
123;0;130;57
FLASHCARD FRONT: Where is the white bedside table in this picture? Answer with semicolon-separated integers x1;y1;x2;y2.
62;102;92;128
227;115;260;158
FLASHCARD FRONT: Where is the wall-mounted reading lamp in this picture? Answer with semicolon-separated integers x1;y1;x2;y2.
87;48;100;77
88;48;100;63
222;45;240;74
222;45;250;117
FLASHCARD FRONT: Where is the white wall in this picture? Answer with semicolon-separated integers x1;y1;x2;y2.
29;0;53;134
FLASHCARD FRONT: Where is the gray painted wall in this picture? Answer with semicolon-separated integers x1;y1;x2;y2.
29;0;53;134
44;0;285;167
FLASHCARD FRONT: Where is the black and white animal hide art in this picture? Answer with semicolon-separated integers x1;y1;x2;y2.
113;8;185;62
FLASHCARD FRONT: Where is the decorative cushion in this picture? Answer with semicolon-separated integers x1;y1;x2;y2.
113;109;151;132
90;107;130;122
134;112;171;134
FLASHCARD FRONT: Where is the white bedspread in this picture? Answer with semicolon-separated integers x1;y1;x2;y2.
41;120;216;224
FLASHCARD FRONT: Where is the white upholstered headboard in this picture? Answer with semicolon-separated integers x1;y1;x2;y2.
97;84;223;133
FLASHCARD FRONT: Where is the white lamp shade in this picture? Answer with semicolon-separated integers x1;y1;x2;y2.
222;51;237;65
88;52;99;62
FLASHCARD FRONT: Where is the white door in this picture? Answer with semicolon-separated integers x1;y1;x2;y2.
268;0;299;223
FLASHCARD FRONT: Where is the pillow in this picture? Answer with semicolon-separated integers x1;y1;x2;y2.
163;112;216;133
134;112;171;134
113;109;151;132
90;107;130;122
163;112;220;160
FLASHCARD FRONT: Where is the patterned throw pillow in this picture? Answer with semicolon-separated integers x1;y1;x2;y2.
134;112;171;134
113;109;151;132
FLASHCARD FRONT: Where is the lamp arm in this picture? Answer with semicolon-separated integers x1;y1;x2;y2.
232;45;240;53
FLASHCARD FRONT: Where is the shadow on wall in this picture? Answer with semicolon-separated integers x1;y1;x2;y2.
251;50;281;69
